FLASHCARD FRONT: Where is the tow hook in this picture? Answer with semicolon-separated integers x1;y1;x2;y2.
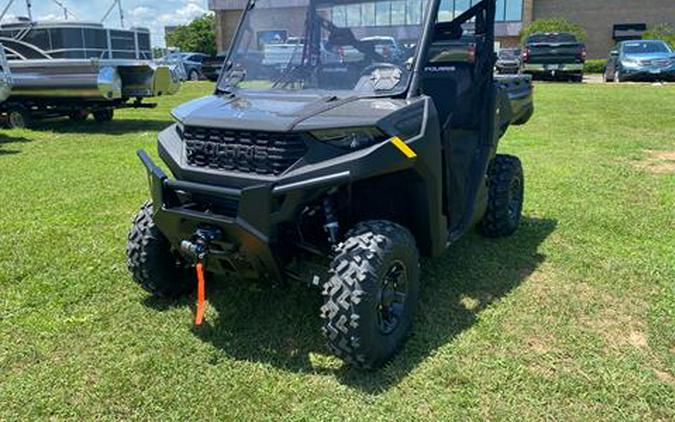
180;227;222;326
323;196;340;246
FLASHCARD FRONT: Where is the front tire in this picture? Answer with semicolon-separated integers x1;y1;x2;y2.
188;70;200;81
479;155;524;238
127;202;194;298
321;220;420;369
615;70;623;83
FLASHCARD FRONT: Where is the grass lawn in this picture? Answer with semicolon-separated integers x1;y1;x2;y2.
0;82;673;420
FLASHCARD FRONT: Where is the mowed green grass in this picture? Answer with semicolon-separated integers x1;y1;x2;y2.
0;82;673;420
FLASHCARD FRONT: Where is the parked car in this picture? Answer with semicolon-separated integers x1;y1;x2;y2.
496;48;522;74
202;53;226;82
522;32;586;82
160;52;209;81
603;40;675;83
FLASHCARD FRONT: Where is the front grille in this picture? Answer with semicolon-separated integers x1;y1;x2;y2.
184;127;307;176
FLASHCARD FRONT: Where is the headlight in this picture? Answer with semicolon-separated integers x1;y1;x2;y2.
311;127;387;150
175;120;185;138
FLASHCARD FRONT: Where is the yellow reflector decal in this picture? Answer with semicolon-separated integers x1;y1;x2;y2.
390;136;417;159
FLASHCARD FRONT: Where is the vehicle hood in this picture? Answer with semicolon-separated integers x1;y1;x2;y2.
171;92;409;132
623;52;674;61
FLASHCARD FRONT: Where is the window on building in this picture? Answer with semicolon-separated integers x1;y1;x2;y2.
406;0;423;25
455;0;471;16
504;0;522;21
346;4;361;27
332;5;347;27
438;0;454;22
391;1;406;25
376;2;391;26
362;2;376;26
495;0;506;21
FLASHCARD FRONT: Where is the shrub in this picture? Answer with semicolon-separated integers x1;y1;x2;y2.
521;18;587;45
643;23;675;49
584;60;606;74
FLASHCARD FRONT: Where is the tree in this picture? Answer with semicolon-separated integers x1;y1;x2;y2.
643;23;675;49
520;18;587;44
166;14;217;55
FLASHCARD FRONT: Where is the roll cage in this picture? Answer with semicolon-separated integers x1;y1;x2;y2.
217;0;497;98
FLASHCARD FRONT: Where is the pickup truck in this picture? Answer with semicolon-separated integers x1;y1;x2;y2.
201;53;226;82
522;32;586;82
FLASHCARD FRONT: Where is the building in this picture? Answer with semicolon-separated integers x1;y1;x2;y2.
209;0;675;59
165;25;180;46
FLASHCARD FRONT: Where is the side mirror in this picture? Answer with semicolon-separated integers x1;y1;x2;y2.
610;50;619;57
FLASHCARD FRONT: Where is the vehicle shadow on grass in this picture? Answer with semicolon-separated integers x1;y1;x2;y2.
30;119;172;135
0;133;32;155
145;217;557;394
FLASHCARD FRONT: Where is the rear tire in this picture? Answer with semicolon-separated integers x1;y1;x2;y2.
479;155;524;238
127;202;194;298
321;220;420;369
93;108;114;122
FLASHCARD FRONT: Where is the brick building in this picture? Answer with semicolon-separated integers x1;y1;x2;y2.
208;0;675;59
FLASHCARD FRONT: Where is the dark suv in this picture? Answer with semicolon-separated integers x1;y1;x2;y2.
127;0;534;369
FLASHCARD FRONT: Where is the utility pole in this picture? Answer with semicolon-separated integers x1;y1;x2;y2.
25;0;32;21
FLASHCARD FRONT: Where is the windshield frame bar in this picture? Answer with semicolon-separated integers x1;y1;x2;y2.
407;0;442;99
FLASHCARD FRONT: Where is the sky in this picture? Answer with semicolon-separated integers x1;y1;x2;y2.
0;0;210;47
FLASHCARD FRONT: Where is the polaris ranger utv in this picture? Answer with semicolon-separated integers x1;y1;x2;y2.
127;0;534;369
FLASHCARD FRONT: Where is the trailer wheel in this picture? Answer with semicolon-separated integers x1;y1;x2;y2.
93;109;114;123
479;155;524;238
321;220;420;369
69;110;89;122
7;107;31;129
127;202;194;298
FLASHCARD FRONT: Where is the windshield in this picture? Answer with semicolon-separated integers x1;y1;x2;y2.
527;33;578;44
218;0;430;96
163;52;189;61
498;49;520;59
623;41;672;55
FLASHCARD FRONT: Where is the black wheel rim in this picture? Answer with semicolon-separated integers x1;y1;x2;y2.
377;261;408;335
9;112;24;128
507;176;523;223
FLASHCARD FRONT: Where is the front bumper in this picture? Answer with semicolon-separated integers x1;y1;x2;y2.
139;150;290;282
620;67;675;81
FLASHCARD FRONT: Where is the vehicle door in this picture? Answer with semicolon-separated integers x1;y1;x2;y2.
420;0;497;234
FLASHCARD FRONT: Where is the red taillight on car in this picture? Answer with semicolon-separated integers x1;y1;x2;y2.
522;48;530;62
